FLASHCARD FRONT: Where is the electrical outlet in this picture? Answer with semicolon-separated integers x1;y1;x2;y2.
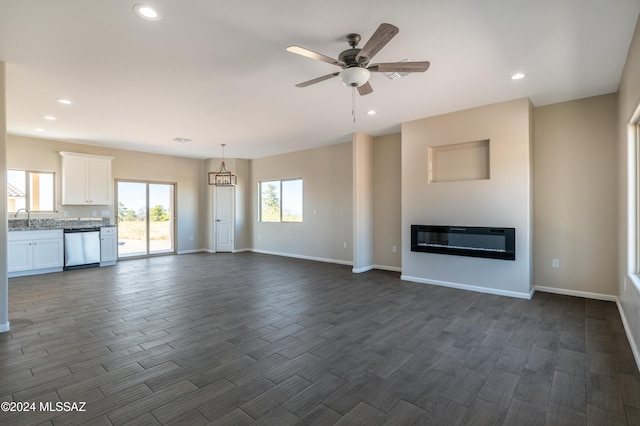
91;210;97;217
392;246;397;253
63;210;69;218
552;259;560;268
190;235;193;241
343;242;347;248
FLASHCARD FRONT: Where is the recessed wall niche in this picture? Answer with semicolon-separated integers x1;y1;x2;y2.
428;139;490;183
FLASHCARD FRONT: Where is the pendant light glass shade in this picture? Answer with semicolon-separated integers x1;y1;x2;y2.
339;67;370;87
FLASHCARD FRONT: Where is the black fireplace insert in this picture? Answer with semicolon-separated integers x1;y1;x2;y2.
411;225;516;260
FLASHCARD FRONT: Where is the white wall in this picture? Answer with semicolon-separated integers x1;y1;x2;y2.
373;133;401;270
618;15;640;368
251;142;353;264
533;94;618;297
233;159;251;251
401;98;533;298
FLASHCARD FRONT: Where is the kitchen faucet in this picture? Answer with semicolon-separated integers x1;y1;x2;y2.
14;207;31;229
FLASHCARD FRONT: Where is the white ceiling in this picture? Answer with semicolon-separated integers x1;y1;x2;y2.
0;0;638;160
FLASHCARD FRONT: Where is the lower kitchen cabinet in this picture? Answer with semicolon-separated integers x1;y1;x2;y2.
8;230;64;277
100;226;118;266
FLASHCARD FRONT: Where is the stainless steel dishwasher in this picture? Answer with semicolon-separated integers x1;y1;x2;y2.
63;228;101;270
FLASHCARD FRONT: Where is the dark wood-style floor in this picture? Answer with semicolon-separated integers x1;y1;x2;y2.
1;252;639;425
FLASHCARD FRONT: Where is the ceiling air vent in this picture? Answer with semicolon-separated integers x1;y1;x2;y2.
384;59;410;80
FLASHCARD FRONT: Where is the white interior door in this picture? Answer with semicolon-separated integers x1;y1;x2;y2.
214;186;234;252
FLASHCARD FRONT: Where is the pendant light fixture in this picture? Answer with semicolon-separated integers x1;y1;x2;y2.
208;144;237;186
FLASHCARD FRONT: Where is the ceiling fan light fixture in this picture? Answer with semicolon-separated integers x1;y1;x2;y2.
339;67;370;87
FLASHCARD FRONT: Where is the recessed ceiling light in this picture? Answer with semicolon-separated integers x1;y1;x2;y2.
173;137;192;143
35;128;45;132
42;115;56;121
133;4;161;20
56;98;72;105
367;110;377;115
511;73;526;80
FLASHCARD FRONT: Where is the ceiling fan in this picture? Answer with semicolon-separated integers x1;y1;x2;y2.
287;23;430;96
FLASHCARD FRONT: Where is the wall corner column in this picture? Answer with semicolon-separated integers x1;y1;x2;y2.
0;61;10;332
352;131;374;273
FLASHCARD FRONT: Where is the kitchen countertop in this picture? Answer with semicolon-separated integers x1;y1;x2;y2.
8;218;113;232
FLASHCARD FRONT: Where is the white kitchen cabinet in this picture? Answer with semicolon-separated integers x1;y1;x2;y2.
8;230;64;277
100;226;117;266
8;239;31;272
60;152;113;205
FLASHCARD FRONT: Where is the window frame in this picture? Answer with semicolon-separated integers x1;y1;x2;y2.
7;169;57;213
625;100;640;292
259;178;303;223
636;123;640;275
629;112;640;289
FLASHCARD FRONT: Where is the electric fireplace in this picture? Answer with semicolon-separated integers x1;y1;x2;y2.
411;225;516;260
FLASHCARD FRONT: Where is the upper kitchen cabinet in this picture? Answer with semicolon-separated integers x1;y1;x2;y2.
60;152;114;205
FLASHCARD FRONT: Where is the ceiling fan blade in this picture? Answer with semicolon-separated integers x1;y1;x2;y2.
357;82;373;96
295;72;340;88
355;23;399;64
287;45;344;67
368;61;431;73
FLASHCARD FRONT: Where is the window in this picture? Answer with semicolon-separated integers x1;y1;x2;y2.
260;179;303;222
7;170;55;212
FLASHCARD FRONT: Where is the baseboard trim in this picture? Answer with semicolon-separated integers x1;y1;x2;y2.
534;286;618;302
177;249;207;255
233;248;252;253
373;265;402;273
401;275;533;299
9;267;63;278
617;299;640;373
0;321;10;333
352;265;374;273
252;249;353;267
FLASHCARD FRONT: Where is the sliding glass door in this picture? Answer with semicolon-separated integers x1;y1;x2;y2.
116;180;175;258
149;184;174;253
